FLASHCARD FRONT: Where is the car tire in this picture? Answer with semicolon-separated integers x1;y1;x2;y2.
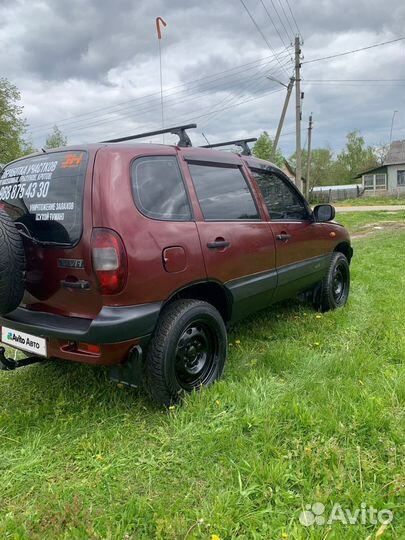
0;210;25;316
315;252;350;312
144;299;227;406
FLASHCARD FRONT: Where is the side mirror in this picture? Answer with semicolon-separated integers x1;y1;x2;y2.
313;204;335;222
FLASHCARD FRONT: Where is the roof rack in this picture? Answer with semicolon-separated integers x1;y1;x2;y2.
100;123;197;147
200;137;257;156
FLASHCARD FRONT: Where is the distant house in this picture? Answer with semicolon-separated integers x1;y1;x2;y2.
354;140;405;196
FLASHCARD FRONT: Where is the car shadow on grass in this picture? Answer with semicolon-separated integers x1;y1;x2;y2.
0;298;316;422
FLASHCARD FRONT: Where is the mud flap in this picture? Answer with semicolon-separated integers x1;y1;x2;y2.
109;345;144;388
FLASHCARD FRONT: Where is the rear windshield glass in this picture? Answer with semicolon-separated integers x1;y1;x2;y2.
0;151;88;245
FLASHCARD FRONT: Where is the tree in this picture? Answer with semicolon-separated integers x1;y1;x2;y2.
302;148;335;188
0;78;33;164
290;147;335;189
373;143;389;165
332;131;377;184
252;131;284;167
289;131;380;188
45;125;67;149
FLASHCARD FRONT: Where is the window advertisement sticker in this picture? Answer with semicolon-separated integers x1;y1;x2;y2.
0;151;88;245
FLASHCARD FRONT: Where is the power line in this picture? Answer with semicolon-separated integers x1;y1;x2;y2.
259;0;290;49
239;0;291;77
302;37;405;64
144;62;288;135
101;86;285;144
270;0;294;42
302;82;405;86
65;70;280;137
30;52;291;136
304;85;405;87
61;56;293;139
199;70;284;130
178;77;272;132
279;130;295;137
185;87;284;123
29;50;292;133
284;0;301;38
276;0;296;39
303;79;405;82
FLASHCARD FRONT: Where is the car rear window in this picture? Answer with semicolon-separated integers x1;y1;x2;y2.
0;151;88;245
131;156;191;221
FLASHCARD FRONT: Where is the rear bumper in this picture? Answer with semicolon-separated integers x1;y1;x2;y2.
0;303;162;344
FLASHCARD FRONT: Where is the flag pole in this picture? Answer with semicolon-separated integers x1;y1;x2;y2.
156;17;167;142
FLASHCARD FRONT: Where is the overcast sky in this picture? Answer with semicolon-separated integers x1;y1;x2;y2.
0;0;404;156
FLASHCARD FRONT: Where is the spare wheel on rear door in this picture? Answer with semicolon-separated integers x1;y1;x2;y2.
0;209;25;315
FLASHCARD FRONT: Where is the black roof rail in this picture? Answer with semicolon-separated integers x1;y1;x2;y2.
100;123;197;147
200;137;257;156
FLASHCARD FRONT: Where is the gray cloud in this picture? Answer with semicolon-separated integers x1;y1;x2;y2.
0;0;403;156
295;0;405;37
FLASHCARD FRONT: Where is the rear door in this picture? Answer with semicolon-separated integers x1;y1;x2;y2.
249;168;332;301
0;150;102;318
182;156;277;318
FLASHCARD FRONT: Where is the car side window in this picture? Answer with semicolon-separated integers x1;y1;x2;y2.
188;162;259;220
251;169;309;221
131;156;191;221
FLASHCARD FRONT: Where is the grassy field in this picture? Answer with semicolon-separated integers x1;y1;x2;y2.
0;211;404;539
335;209;405;235
332;197;405;207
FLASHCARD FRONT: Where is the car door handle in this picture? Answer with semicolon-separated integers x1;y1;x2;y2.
207;240;231;249
276;233;292;241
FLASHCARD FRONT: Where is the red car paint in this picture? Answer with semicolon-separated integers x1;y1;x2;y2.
1;142;352;367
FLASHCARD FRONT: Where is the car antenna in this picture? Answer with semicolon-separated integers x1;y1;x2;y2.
201;132;211;146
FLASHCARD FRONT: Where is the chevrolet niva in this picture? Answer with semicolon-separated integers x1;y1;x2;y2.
0;124;352;405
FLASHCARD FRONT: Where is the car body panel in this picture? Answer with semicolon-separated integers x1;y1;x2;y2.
91;146;206;306
0;142;353;367
4;147;102;319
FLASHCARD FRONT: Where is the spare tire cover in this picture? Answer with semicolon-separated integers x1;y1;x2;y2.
0;209;25;315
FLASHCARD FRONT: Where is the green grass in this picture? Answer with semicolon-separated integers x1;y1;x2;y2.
1;214;405;539
333;197;405;207
336;209;405;234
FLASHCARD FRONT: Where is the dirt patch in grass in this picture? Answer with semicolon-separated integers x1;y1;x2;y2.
351;221;405;239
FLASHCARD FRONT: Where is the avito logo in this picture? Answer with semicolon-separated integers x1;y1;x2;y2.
5;332;41;350
7;332;26;345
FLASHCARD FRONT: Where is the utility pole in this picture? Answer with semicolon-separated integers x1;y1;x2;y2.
294;36;302;192
272;76;295;160
305;113;313;199
389;110;398;145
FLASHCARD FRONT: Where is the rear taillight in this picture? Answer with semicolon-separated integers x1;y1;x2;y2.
91;228;127;295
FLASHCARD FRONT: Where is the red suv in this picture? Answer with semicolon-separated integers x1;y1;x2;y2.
0;124;352;405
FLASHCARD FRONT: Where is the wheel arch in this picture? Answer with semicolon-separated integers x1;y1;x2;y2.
334;241;353;264
163;280;233;322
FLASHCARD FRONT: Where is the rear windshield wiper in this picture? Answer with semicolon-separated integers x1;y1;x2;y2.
15;224;71;247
